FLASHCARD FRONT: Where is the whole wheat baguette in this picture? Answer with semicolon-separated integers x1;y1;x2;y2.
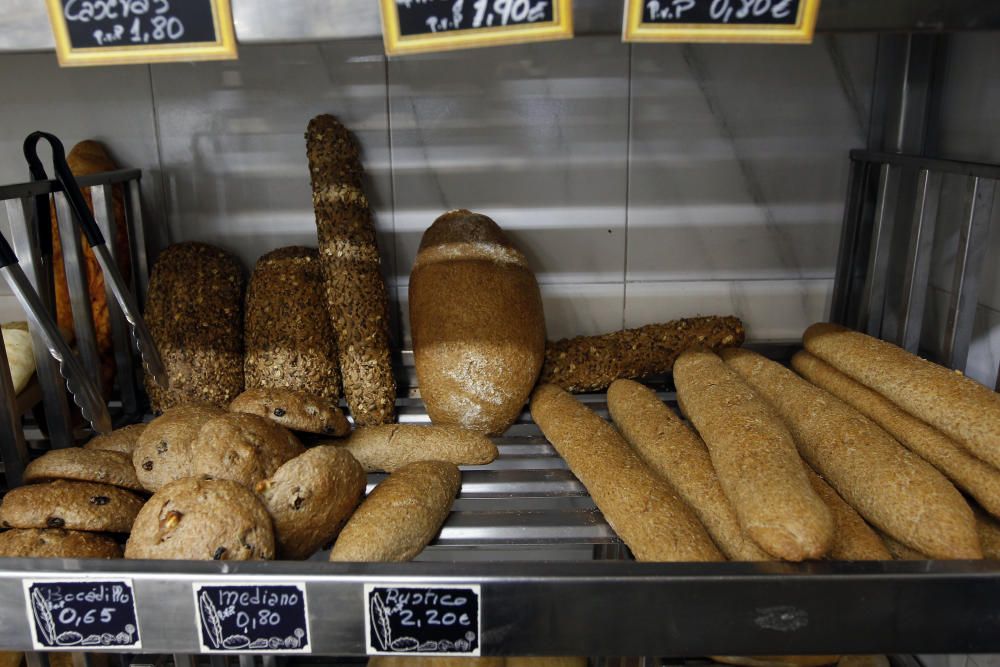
606;379;771;561
975;507;1000;560
339;424;498;472
673;349;833;561
805;469;890;560
803;323;1000;469
329;460;459;562
793;350;1000;518
880;534;928;560
722;348;981;559
531;384;723;562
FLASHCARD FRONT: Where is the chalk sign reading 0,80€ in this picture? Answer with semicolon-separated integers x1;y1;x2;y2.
193;582;311;654
623;0;821;43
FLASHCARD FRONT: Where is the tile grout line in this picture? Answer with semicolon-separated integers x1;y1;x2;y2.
621;43;634;330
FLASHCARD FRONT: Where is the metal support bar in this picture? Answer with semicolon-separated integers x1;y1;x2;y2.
898;169;942;352
859;164;901;335
830;160;868;325
125;181;149;306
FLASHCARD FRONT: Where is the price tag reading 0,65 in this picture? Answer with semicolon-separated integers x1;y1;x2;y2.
365;584;482;656
23;579;141;650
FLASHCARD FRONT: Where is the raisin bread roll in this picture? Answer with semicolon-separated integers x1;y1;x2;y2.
306;114;395;426
410;210;545;435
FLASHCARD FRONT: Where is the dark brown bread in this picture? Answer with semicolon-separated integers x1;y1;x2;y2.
0;480;143;533
803;323;1000;469
673;349;833;561
230;387;350;436
244;246;341;402
541;316;745;393
0;528;122;559
806;469;890;560
306;114;395;426
340;424;498;472
25;448;143;493
722;348;981;559
793;350;1000;518
410;210;545;435
531;383;723;562
607;379;771;561
144;242;245;411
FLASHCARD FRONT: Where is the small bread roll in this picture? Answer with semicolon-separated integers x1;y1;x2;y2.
191;413;305;489
84;423;146;456
673;349;832;561
134;405;226;492
340;424;498;472
806;469;890;560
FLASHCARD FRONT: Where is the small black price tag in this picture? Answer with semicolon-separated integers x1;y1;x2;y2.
193;582;311;654
23;579;141;650
365;584;482;656
622;0;821;43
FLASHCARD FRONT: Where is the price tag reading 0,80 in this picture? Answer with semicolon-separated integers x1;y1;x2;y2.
23;579;141;650
365;584;482;656
194;583;311;653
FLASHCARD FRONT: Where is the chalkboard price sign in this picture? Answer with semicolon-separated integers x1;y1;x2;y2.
193;583;311;654
44;0;238;67
364;584;482;656
23;579;141;650
623;0;821;43
380;0;574;56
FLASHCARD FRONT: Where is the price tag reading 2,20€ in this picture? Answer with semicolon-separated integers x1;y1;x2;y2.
23;579;141;650
622;0;821;44
365;584;482;656
193;582;311;654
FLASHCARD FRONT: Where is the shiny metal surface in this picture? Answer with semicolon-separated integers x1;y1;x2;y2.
859;163;900;336
898;168;941;352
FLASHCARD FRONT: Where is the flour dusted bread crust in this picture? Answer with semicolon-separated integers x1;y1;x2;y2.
25;448;143;493
133;405;226;492
256;445;365;560
0;480;143;533
806;469;890;560
531;383;723;562
126;477;273;560
673;349;833;561
192;412;305;489
84;423;147;455
144;242;245;411
803;323;1000;469
410;210;545;435
0;528;122;559
329;460;460;562
306;114;395;426
722;348;981;559
341;424;498;472
607;379;770;561
230;387;350;436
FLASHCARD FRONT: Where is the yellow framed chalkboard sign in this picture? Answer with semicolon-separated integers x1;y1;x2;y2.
623;0;821;44
380;0;574;56
45;0;238;66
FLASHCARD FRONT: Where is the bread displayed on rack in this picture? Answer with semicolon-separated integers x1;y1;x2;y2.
144;242;245;412
673;349;833;561
606;379;771;561
722;348;982;559
0;528;122;559
0;480;143;533
24;448;144;493
306;114;395;426
230;388;350;437
190;412;305;489
2;325;35;395
133;405;226;492
531;383;723;562
805;469;890;561
340;424;498;472
409;210;545;435
84;423;147;455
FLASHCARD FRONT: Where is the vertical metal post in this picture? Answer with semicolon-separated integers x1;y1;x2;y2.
830;160;868;325
173;655;197;667
0;322;28;488
898;169;942;352
238;655;255;667
24;653;49;667
858;164;901;335
125;180;150;305
943;177;996;371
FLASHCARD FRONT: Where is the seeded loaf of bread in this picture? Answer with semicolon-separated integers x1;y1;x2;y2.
410;210;545;435
340;424;498;472
673;349;833;561
306;114;395;426
144;242;245;411
806;469;890;560
722;348;981;559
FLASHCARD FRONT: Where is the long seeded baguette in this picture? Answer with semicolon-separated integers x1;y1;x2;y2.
673;350;833;561
329;460;459;562
722;348;981;559
339;424;498;472
531;383;723;562
606;379;771;561
805;469;890;560
541;316;745;393
803;323;1000;469
306;114;395;426
793;350;1000;518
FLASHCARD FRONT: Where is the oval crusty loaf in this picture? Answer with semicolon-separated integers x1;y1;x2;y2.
805;469;890;560
0;528;122;559
606;379;770;561
673;349;833;561
329;460;460;562
230;387;350;436
256;446;366;560
410;210;545;435
84;423;147;455
792;350;1000;518
803;323;1000;469
125;477;274;561
144;242;245;412
0;480;143;533
722;348;981;559
306;114;395;426
340;424;498;472
24;448;143;493
191;412;305;489
531;383;723;562
133;405;226;492
244;246;341;402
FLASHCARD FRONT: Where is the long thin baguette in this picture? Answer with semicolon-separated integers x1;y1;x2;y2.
793;350;1000;518
530;384;723;562
975;507;1000;560
606;379;771;561
722;348;981;559
339;424;498;472
805;469;890;560
803;323;1000;469
673;350;833;561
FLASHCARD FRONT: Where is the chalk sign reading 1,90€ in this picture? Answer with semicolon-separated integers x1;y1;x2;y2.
623;0;821;43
